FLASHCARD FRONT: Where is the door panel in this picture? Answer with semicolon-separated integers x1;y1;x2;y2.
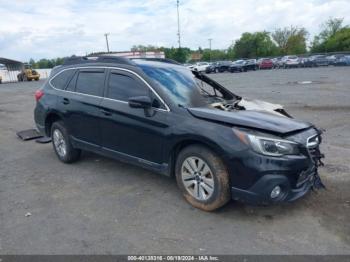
62;93;103;145
58;68;105;146
100;69;169;164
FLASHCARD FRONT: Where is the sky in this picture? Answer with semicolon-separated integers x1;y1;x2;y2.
0;0;350;61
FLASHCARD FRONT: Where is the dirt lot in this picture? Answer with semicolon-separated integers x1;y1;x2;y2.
0;67;349;254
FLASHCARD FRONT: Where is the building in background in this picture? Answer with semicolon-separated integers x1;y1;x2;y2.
0;58;23;83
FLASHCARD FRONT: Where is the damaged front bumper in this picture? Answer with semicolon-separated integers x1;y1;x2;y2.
231;128;325;205
231;166;325;205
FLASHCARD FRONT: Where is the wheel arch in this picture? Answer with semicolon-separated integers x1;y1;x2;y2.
168;138;225;177
44;112;63;137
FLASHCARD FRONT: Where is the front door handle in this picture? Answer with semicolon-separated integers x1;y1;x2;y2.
62;98;70;105
100;109;112;116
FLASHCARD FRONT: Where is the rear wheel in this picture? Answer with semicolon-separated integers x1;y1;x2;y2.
51;121;81;163
175;145;230;211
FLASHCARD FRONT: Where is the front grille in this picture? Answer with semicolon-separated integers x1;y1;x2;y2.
306;134;324;165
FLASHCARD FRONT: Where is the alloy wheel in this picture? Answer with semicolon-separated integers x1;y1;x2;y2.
53;129;67;158
181;156;215;201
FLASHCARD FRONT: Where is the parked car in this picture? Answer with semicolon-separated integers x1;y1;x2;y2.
280;56;299;68
206;61;232;73
300;57;314;68
205;63;216;73
304;55;329;67
257;58;273;69
212;61;232;73
244;59;258;71
272;57;282;68
334;55;350;66
229;60;246;72
308;55;329;67
191;62;210;72
326;55;338;65
298;57;309;67
34;56;325;211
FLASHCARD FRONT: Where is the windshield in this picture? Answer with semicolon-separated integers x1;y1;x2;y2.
139;64;208;107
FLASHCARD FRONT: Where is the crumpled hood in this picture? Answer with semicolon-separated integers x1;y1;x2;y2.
188;106;313;134
236;98;284;116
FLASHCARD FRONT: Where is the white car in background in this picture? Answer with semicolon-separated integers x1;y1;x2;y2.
281;55;300;68
191;62;210;72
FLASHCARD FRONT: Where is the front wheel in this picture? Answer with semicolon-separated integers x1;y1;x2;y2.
51;121;81;163
175;145;230;211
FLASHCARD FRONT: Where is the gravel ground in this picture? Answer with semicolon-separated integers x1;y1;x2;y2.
0;67;349;255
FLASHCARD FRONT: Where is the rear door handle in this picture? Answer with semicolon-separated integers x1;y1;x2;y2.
100;109;112;116
62;98;70;105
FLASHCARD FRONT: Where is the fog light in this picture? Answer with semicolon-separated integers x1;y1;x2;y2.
270;186;282;199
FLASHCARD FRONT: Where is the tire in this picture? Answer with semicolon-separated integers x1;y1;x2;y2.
51;121;81;163
175;145;230;211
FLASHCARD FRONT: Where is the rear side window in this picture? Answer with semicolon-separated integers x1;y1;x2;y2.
51;69;75;90
76;70;105;96
107;72;148;101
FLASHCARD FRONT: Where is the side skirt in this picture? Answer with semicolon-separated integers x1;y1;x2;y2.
70;136;170;176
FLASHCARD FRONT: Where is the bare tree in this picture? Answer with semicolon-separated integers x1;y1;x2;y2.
319;17;344;40
272;26;308;55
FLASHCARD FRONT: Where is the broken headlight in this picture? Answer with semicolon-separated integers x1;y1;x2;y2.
233;129;299;156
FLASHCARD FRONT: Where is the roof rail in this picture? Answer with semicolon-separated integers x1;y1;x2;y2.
131;58;181;65
62;55;136;66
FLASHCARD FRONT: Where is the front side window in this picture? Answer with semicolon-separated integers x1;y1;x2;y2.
76;70;105;96
107;72;149;101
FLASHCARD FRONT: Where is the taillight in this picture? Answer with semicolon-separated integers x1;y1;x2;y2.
35;89;44;101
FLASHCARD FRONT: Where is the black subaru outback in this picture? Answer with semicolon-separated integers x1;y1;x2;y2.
34;56;325;211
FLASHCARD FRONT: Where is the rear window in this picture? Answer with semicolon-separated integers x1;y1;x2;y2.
76;70;105;96
51;69;75;90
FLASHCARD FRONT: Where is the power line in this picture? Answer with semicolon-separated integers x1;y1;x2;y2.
176;0;181;48
104;33;110;53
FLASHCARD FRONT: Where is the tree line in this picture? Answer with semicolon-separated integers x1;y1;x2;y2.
28;17;349;68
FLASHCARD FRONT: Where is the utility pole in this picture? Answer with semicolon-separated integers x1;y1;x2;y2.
176;0;181;48
104;33;110;53
208;38;213;61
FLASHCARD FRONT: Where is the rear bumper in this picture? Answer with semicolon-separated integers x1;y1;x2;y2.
285;63;299;67
259;64;273;68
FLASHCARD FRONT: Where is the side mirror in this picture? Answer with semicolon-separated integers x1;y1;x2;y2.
128;96;152;109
